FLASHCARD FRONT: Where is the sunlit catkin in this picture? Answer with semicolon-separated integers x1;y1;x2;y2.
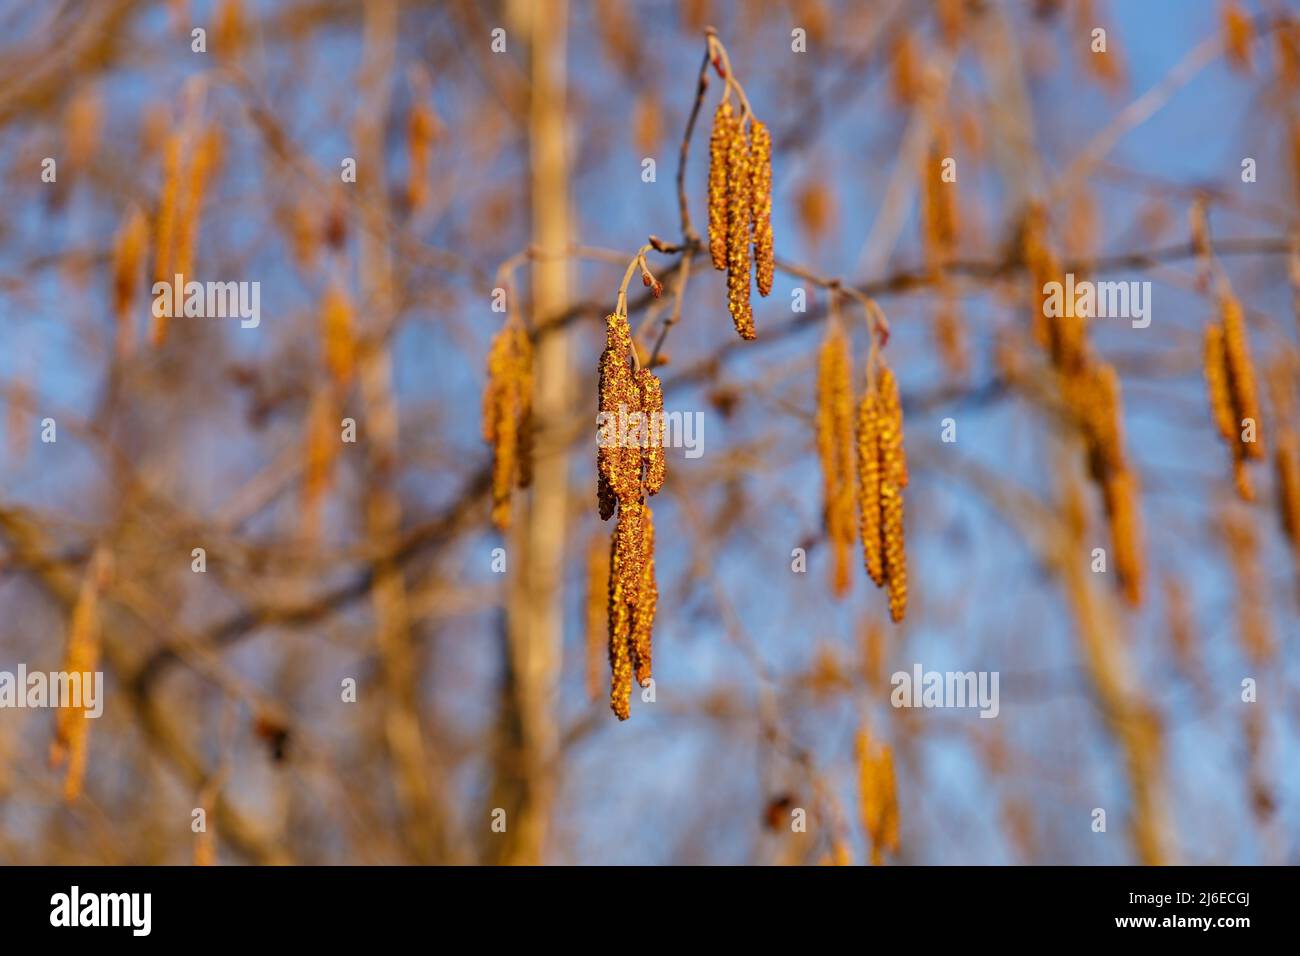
483;324;534;530
630;504;657;688
598;313;642;518
150;132;184;345
815;322;854;597
322;280;354;385
855;388;884;586
749;120;774;297
608;499;649;720
585;533;610;702
726;116;755;340
878;366;908;622
1220;293;1264;460
708;99;734;272
50;549;110;803
111;205;149;356
856;728;900;866
638;368;665;495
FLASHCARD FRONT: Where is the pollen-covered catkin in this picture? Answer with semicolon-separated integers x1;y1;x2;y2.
749;120;774;297
630;504;657;687
598;313;642;518
708;99;734;272
638;368;665;495
483;324;534;530
877;366;908;622
608;500;650;720
725;116;755;340
856;389;884;586
816;323;855;597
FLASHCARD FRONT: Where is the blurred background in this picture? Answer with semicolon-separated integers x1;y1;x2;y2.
0;0;1297;864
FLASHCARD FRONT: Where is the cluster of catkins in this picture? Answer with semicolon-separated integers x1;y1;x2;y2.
1022;207;1144;606
1204;291;1265;501
482;323;534;530
707;96;773;341
816;320;910;622
597;311;664;720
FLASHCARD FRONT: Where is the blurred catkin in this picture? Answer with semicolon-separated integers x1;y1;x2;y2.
856;728;900;865
110;205;149;355
50;549;110;803
816;322;855;597
322;280;354;386
585;533;611;702
483;324;534;529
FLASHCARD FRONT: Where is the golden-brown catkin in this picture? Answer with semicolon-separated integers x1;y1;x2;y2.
483;324;534;530
1221;1;1253;73
855;388;884;586
1204;322;1237;443
111;205;149;356
816;322;854;597
630;504;657;688
585;532;610;702
172;125;219;291
1220;293;1264;459
708;99;734;272
151;132;184;345
1220;505;1274;664
856;728;900;866
322;280;354;385
638;368;665;495
598;313;642;517
1104;469;1144;606
726;116;755;340
50;549;110;803
877;366;908;622
749;119;774;297
920;129;958;266
406;99;437;215
607;501;649;720
301;387;338;536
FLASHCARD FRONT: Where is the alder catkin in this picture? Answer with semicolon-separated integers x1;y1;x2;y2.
585;533;610;702
322;280;354;385
50;549;109;803
1220;293;1264;459
607;500;650;720
708;99;733;272
598;313;642;517
749;119;774;297
878;366;908;622
110;205;149;355
856;728;900;866
630;504;657;688
638;368;665;495
815;323;854;597
855;389;884;586
725;116;755;340
483;324;534;530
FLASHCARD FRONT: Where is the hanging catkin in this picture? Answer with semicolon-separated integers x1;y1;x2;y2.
483;324;534;530
707;99;733;272
816;322;854;597
50;549;110;803
725;114;755;340
598;312;642;518
749;119;774;297
856;388;884;586
856;728;900;866
608;500;651;720
877;365;908;622
638;367;666;495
